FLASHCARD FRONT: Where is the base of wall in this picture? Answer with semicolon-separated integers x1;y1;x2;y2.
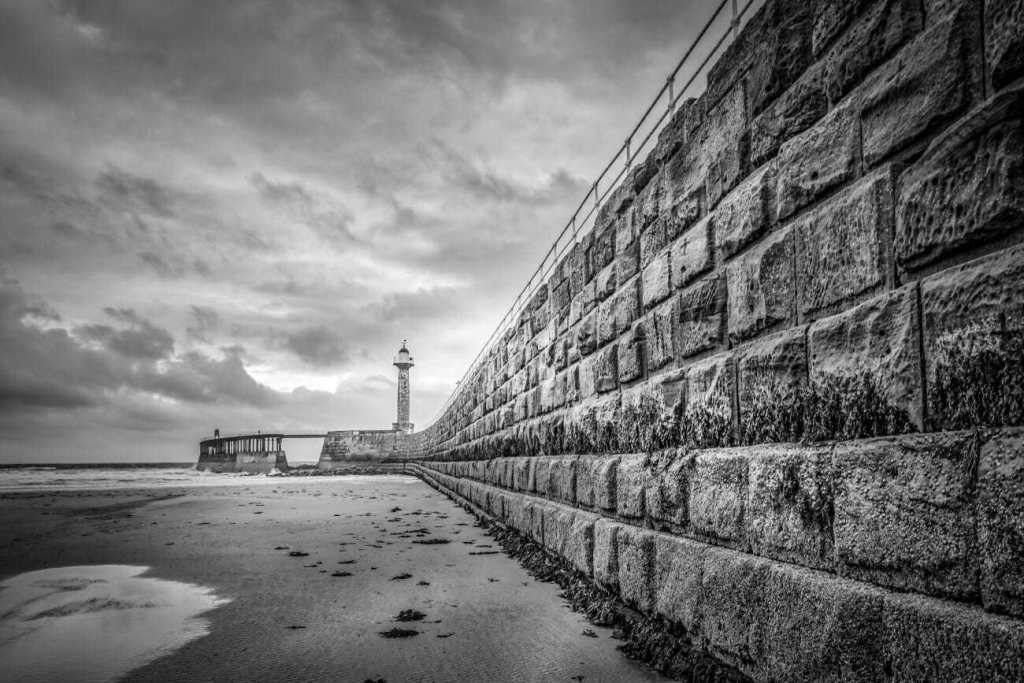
415;465;750;682
197;452;288;473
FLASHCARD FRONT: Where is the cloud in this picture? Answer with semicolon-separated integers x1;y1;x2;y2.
95;166;178;218
282;325;349;368
76;307;175;360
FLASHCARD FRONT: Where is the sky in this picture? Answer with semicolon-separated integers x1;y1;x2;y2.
0;0;729;462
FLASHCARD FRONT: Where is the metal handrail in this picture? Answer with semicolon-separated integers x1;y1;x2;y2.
427;0;760;427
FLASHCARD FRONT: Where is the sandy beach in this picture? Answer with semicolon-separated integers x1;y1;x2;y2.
0;474;665;682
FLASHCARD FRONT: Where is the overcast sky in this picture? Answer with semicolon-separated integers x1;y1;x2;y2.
0;0;726;462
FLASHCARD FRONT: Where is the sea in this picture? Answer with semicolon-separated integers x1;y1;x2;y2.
0;462;319;493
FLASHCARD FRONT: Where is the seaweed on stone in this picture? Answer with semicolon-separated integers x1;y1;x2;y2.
618;390;676;453
802;371;914;442
738;381;805;446
928;327;1024;431
679;401;734;449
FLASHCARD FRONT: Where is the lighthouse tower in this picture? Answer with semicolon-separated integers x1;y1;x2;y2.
392;340;414;433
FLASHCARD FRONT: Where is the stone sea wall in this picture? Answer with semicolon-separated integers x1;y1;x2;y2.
401;0;1024;677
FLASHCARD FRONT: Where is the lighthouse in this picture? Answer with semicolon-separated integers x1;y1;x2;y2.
392;340;414;433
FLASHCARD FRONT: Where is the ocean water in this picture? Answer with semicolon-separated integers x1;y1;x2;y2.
0;463;319;493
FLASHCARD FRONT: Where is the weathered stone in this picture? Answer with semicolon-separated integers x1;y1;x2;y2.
808;285;923;429
654;98;703;166
616;525;656;612
707;0;813;115
615;453;649;520
614;211;636;257
812;0;875;56
979;429;1024;617
920;245;1024;428
548;456;577;505
513;457;533;492
735;326;807;435
775;105;859;221
883;592;1024;681
689;447;747;547
987;0;1024;90
576;311;597;357
860;5;983;167
704;84;750;207
715;162;776;260
897;86;1024;271
746;444;834;570
593;518;620;590
653;533;706;634
820;0;923;104
611;277;640;339
669;214;713;292
526;499;545;544
533;457;552;497
699;548;771;670
641;247;671;309
616;238;640;282
542;504;571;555
578;354;597;399
592;223;616;272
595;263;617;304
576;454;619;511
727;227;795;342
594;343;618;394
580;279;597;315
750;62;828;166
757;563;888;682
633;169;663;233
834;432;979;599
796;168;895;317
676;276;726;358
616;325;643;384
567;511;597;577
596;295;616;346
639;219;667;270
644;449;693;531
644;298;676;372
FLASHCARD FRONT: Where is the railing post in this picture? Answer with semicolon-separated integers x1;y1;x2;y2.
731;0;739;39
625;137;631;168
667;75;675;112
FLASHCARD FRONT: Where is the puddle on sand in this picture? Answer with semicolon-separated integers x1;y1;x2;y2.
0;565;229;683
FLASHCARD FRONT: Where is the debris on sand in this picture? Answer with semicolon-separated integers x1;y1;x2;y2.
437;632;454;639
411;538;450;545
378;628;419;638
469;551;500;556
286;625;306;630
582;629;598;638
338;560;356;564
389;507;402;512
274;546;289;550
390;573;413;580
417;581;430;586
395;609;426;622
331;571;353;577
288;551;309;557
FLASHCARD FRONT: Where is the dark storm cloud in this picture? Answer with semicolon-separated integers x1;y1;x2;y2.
282;326;350;368
76;307;175;360
95;166;178;217
186;305;220;343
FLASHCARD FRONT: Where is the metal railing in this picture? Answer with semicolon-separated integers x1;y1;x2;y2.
429;0;761;426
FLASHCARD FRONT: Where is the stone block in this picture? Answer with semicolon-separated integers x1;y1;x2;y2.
775;104;859;221
641;247;671;309
987;0;1024;90
726;227;795;342
578;355;597;399
592;223;616;273
750;62;827;166
684;352;736;448
577;311;597;357
699;548;772;670
616;238;641;282
897;85;1024;271
615;453;649;520
593;518;620;591
920;245;1024;429
978;429;1024;617
504;493;529;535
883;592;1024;681
735;326;807;441
715;163;776;261
542;504;570;554
757;563;888;682
833;432;980;599
808;285;924;429
703;84;750;207
612;277;640;339
533;457;552;497
819;0;923;104
676;275;726;358
594;343;618;394
644;449;693;531
746;444;834;570
616;328;643;384
576;455;619;511
639;219;667;270
643;299;676;372
526;500;545;545
653;533;706;634
670;213;713;289
595;262;617;303
566;511;597;577
689;448;748;547
548;456;577;505
707;0;813;116
796;168;895;317
860;5;983;167
654;97;703;167
616;525;656;612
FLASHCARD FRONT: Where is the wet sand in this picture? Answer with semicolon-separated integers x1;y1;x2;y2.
0;475;666;682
